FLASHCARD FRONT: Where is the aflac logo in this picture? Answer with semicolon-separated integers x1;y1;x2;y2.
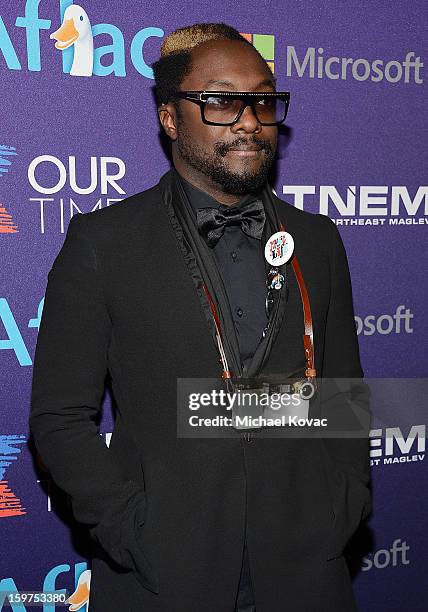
50;4;93;76
0;0;163;78
1;564;91;611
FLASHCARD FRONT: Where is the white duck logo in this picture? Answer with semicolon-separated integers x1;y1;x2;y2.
64;569;91;611
50;5;94;77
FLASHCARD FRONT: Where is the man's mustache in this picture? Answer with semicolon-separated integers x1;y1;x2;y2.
216;139;272;156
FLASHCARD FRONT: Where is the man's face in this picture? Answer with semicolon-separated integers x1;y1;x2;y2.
162;39;278;196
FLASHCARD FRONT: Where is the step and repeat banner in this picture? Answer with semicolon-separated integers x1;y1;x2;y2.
1;1;426;610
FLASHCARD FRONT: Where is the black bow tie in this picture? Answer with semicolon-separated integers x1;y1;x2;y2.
196;199;266;247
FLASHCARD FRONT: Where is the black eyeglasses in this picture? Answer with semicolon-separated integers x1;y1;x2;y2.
168;90;291;126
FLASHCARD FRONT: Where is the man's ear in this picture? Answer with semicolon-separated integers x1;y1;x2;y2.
157;103;178;142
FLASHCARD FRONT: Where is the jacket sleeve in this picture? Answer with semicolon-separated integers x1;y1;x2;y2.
318;215;372;522
29;213;159;593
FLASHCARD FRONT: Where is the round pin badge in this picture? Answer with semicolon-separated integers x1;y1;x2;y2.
264;231;294;266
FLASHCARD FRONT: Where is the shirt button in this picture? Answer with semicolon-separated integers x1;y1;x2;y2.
236;307;243;317
231;251;237;261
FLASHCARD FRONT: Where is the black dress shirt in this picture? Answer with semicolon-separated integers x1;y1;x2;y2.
176;171;268;365
174;169;259;611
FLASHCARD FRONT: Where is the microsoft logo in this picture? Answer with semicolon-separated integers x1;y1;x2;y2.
240;32;275;74
240;32;423;85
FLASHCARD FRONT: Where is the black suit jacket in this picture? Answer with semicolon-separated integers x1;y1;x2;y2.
29;167;371;612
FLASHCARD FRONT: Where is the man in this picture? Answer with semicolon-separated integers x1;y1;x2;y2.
29;22;371;612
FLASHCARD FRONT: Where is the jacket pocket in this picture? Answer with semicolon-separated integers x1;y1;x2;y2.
118;487;160;594
316;439;370;561
89;481;160;594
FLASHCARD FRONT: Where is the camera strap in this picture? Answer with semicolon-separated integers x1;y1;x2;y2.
203;218;316;385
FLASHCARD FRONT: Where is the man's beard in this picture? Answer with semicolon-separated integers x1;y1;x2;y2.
176;124;276;196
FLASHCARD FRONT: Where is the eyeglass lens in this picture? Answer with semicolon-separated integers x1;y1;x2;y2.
204;95;287;124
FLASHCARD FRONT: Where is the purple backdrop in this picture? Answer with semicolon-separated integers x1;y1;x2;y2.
1;1;426;610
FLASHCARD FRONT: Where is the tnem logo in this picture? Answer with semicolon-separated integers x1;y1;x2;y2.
0;0;164;78
370;425;425;467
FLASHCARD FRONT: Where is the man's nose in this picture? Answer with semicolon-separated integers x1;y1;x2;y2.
230;103;261;132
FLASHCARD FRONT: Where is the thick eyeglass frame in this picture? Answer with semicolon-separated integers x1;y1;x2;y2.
168;90;291;126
